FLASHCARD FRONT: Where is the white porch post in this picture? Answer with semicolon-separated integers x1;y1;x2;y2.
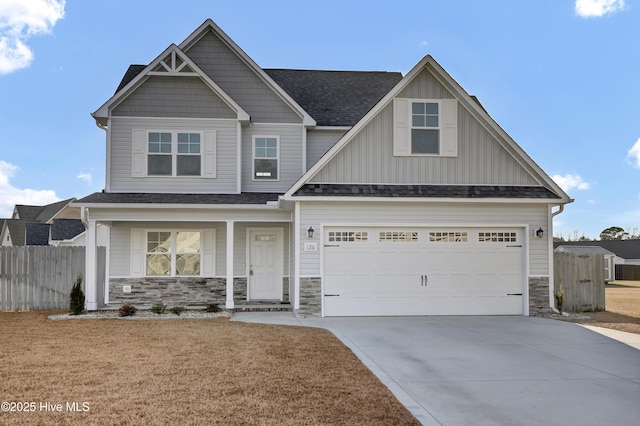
226;220;235;309
103;223;111;306
85;219;98;311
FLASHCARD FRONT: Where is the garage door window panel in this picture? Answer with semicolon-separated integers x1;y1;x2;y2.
429;232;468;242
328;231;368;242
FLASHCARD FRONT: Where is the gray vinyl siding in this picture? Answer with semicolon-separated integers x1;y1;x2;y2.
109;222;289;278
108;116;238;193
241;124;305;192
298;201;549;276
184;30;301;124
112;76;236;119
306;129;345;168
310;67;540;186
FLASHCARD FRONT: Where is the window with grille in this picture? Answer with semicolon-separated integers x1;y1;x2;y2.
328;231;368;242
379;231;418;242
478;232;517;243
429;231;467;242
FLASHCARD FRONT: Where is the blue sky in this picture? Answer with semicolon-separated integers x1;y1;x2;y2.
0;0;638;239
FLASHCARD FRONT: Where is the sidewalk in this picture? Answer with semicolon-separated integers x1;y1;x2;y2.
579;324;640;351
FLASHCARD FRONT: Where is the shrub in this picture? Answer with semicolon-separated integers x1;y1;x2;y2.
151;304;167;314
69;276;85;315
554;284;565;313
169;306;185;316
119;304;137;317
204;303;221;313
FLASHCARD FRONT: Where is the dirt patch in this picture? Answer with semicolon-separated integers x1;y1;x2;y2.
581;281;640;334
0;311;419;425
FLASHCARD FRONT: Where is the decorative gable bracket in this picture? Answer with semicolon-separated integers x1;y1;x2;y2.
149;50;198;77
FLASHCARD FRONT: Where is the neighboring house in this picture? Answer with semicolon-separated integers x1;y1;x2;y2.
76;19;571;316
0;199;86;246
554;240;640;267
554;245;616;282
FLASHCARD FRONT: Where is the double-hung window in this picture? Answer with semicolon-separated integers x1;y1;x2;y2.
146;231;201;276
393;98;458;157
147;131;201;176
253;136;279;180
411;101;440;154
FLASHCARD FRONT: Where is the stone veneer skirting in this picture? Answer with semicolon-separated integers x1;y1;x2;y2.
528;276;551;315
108;277;289;307
298;277;322;317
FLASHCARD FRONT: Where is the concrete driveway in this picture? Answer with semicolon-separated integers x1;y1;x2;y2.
232;313;640;425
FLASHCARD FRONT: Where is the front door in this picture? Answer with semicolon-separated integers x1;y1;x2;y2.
248;228;283;300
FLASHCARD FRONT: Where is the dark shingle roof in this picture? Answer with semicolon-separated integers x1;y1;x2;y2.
293;184;561;199
51;219;86;241
14;198;74;223
265;69;402;126
553;240;640;260
25;223;50;245
116;65;146;92
113;64;402;127
76;192;281;205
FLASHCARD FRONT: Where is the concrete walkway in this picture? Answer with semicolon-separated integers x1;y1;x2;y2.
232;313;640;425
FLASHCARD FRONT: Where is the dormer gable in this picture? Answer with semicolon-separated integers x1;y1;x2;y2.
92;44;249;126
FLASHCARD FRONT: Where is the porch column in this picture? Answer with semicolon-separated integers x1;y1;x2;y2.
226;220;234;309
85;219;98;311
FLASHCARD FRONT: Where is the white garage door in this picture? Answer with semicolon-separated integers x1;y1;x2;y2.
323;227;525;316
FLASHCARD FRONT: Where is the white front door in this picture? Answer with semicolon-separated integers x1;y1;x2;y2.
248;229;283;300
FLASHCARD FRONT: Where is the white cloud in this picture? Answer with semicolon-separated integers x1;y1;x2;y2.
0;160;60;217
552;173;590;192
575;0;626;18
626;138;640;168
0;0;66;74
77;172;92;186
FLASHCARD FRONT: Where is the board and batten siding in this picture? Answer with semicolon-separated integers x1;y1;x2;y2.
109;222;289;278
298;201;550;276
306;129;345;169
112;76;237;119
108;117;238;193
241;123;305;193
310;101;540;186
184;30;301;124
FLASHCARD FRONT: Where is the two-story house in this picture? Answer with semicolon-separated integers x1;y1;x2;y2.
76;19;571;316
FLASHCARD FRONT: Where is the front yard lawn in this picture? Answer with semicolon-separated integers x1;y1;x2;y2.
586;280;640;334
0;311;419;425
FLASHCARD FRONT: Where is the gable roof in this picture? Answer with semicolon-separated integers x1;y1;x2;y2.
4;219;33;246
285;55;572;203
13;198;75;223
93;43;250;125
264;69;402;127
553;240;640;260
555;245;615;256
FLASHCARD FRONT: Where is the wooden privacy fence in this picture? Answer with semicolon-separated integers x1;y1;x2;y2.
615;264;640;281
0;246;105;311
554;252;605;312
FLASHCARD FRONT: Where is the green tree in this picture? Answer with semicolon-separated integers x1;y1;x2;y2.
599;226;628;240
69;276;85;315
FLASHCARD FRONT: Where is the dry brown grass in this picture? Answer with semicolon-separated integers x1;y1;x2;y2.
586;281;640;334
0;312;420;426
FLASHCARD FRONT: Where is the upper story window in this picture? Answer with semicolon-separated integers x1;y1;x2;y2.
132;129;216;179
253;136;279;180
393;98;458;157
148;132;201;176
411;102;440;154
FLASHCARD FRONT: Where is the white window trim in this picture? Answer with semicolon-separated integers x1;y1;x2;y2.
393;98;458;157
145;230;202;277
252;135;280;181
130;229;215;278
132;129;216;178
